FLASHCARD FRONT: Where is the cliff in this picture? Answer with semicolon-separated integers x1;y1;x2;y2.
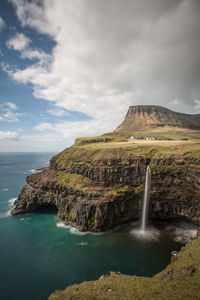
49;234;200;300
12;137;200;231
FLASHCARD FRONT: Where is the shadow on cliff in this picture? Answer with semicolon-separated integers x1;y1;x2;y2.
34;204;58;214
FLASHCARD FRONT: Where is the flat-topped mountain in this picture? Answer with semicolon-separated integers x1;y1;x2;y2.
116;105;200;132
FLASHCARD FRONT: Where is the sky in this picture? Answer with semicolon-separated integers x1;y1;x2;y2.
0;0;200;152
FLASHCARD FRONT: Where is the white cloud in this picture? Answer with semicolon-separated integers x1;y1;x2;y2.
10;0;56;37
6;32;30;51
6;31;51;67
34;122;53;131
194;99;200;112
5;102;18;110
47;108;70;117
16;117;114;152
0;102;22;122
34;118;115;140
3;0;200;149
0;16;5;30
21;48;51;64
0;131;19;141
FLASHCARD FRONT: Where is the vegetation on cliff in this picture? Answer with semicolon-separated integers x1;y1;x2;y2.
53;136;200;173
58;172;89;192
49;236;200;300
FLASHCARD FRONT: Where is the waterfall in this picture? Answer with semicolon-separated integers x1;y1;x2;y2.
141;165;151;232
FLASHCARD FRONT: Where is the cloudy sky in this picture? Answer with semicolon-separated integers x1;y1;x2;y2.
0;0;200;152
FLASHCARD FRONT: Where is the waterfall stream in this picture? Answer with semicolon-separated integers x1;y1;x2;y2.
141;165;151;232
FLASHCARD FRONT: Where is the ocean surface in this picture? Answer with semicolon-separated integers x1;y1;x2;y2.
0;152;198;300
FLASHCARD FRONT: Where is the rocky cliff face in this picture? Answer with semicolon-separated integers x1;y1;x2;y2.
116;105;200;131
12;154;200;231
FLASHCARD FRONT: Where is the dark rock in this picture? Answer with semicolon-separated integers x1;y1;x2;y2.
187;265;197;276
171;251;179;262
161;267;174;280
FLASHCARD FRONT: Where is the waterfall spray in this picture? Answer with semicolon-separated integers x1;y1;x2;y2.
141;165;151;232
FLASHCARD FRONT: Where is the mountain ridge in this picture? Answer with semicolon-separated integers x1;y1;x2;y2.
115;105;200;132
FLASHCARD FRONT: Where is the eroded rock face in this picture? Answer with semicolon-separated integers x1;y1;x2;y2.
12;156;200;231
116;105;200;131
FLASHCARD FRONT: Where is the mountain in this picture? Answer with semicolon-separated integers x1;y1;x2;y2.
116;105;200;132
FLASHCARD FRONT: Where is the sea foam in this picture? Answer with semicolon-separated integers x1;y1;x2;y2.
0;210;11;219
165;222;197;243
173;228;197;243
56;222;103;236
130;227;160;241
28;169;40;173
8;198;17;206
77;242;88;246
56;222;69;229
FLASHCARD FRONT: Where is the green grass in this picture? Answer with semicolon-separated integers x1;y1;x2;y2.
49;236;200;300
57;171;89;192
51;127;200;172
54;139;200;172
113;126;200;141
109;183;145;196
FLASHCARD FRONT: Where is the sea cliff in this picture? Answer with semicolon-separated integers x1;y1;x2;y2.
12;143;200;231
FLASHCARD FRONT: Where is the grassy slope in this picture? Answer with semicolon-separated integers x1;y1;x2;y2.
56;137;200;170
113;126;200;141
49;236;200;300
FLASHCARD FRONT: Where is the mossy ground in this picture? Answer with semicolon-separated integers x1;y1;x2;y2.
109;183;145;196
58;172;89;192
49;237;200;300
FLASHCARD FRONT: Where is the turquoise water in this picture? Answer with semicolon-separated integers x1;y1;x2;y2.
0;153;197;300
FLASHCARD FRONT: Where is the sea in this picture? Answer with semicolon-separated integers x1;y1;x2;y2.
0;152;198;300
